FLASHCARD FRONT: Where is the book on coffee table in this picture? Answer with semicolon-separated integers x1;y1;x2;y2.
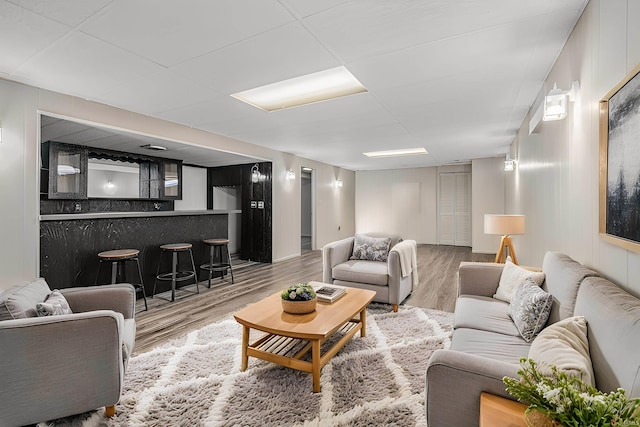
310;282;346;303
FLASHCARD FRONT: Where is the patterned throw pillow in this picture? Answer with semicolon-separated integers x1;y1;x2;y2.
509;277;553;342
350;234;392;262
494;261;546;303
36;290;73;317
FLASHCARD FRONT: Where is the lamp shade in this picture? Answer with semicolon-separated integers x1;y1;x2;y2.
484;214;525;235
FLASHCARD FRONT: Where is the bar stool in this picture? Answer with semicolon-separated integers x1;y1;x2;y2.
200;238;234;288
153;243;199;302
95;248;148;311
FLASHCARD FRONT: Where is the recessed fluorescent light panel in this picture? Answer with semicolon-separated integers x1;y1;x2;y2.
363;148;428;158
141;144;167;151
231;66;367;112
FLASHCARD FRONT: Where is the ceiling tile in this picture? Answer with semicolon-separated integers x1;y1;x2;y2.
0;1;70;74
171;22;339;94
7;0;112;27
81;0;295;67
16;31;162;98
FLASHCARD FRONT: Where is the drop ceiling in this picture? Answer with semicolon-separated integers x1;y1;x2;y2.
0;0;588;170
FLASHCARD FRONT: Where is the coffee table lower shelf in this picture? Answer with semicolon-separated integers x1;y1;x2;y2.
241;320;361;392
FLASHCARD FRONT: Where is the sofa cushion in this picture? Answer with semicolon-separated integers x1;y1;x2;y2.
574;277;640;395
454;296;520;336
122;318;136;366
542;252;598;324
350;234;392;262
509;278;553;342
528;315;594;386
36;290;73;317
0;278;51;321
332;260;389;286
494;260;545;303
451;328;530;364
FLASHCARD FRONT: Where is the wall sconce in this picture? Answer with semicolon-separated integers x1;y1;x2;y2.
543;81;580;121
286;169;296;180
504;152;515;171
335;179;343;188
103;180;117;195
251;163;261;183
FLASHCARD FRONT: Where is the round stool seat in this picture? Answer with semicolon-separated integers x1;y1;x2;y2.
98;249;139;259
203;238;229;246
160;243;192;251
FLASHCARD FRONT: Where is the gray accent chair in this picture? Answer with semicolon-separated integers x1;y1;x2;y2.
322;234;415;312
425;252;640;427
0;278;136;426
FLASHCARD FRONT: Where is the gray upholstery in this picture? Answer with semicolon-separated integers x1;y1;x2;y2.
426;252;640;427
322;233;415;307
0;278;51;320
0;280;136;426
541;251;597;324
574;277;640;396
453;296;519;336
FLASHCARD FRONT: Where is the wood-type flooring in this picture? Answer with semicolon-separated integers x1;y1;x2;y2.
133;244;493;354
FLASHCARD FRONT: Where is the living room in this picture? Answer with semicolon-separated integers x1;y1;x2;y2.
1;0;640;426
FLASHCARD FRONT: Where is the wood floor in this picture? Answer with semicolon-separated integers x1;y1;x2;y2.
133;244;493;355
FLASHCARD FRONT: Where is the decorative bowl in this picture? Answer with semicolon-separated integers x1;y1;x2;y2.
282;297;317;314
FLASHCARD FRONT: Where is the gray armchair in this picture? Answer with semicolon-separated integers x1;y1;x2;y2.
0;279;136;426
322;234;417;312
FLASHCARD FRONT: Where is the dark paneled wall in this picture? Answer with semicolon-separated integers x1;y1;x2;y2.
40;214;228;294
208;162;272;263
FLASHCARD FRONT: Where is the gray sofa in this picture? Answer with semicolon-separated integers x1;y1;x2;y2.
0;279;136;426
322;234;416;312
425;252;640;427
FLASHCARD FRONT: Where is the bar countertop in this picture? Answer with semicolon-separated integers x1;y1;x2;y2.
39;209;242;221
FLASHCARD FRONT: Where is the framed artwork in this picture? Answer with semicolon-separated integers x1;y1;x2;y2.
599;63;640;253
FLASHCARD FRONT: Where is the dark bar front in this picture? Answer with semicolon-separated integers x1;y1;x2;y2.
40;213;229;296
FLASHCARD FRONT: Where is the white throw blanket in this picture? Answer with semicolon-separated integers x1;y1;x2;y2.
391;239;418;286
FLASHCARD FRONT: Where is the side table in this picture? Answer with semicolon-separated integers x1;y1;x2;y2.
479;392;527;427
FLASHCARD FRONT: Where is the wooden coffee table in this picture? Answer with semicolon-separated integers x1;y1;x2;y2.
233;287;376;392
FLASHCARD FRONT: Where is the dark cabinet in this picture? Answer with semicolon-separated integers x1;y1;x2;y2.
41;142;182;201
47;142;88;199
161;160;182;199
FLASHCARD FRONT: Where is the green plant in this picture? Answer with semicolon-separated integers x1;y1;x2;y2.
281;283;316;301
504;358;640;427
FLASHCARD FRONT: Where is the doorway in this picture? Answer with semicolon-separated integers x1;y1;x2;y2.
300;167;314;251
438;172;471;246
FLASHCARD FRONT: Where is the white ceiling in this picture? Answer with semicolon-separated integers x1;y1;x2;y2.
0;0;588;170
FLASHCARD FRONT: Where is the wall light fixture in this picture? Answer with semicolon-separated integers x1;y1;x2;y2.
543;81;580;121
287;169;296;180
336;179;343;188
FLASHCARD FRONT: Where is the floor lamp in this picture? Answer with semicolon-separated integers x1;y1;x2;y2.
484;214;525;265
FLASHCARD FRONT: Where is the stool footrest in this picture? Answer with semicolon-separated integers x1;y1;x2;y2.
157;271;196;282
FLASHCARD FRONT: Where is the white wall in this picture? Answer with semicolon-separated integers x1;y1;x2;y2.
356;167;438;243
506;0;640;297
356;163;498;249
472;157;507;254
0;80;355;289
174;165;207;211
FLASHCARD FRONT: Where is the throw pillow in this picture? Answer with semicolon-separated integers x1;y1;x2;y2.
509;277;553;342
528;315;595;386
36;290;73;317
494;261;546;303
350;234;392;262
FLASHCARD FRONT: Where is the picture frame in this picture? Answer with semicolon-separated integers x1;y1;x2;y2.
599;63;640;253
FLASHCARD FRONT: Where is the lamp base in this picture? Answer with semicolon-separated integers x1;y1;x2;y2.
495;235;518;265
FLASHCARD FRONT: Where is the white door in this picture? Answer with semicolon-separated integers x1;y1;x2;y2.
438;172;471;246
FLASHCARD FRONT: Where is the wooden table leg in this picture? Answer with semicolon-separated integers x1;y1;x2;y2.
241;325;249;371
360;307;367;337
312;339;321;392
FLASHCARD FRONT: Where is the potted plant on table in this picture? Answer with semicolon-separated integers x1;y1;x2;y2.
503;358;640;427
281;283;317;314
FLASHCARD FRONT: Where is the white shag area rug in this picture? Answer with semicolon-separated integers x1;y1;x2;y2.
42;304;453;427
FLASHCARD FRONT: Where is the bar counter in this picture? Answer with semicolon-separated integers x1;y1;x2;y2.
40;210;236;294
